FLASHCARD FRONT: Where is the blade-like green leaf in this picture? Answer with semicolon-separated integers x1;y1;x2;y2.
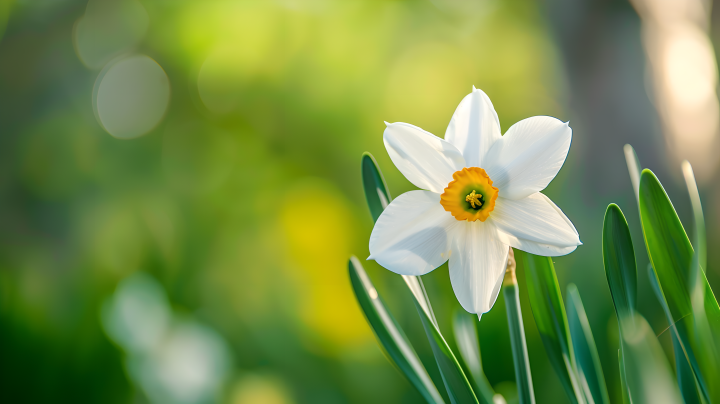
681;161;719;403
623;144;642;203
349;256;445;404
407;280;479;404
360;153;475;403
618;350;631;404
602;204;637;319
360;152;440;325
566;284;610;404
639;169;720;401
601;204;635;403
452;310;497;404
519;252;583;404
620;313;683;404
362;152;391;222
647;265;702;404
504;270;536;404
624;151;709;402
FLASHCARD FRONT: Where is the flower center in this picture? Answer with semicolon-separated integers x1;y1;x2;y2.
440;167;498;222
465;190;483;209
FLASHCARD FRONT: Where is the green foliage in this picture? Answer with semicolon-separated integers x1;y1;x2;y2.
618;350;630;404
356;153;478;403
620;313;683;404
602;204;637;319
623;147;718;403
362;152;392;222
413;294;479;404
519;252;584;404
647;265;703;404
503;278;535;404
348;256;445;404
452;311;497;404
566;284;610;404
639;169;720;401
601;204;636;403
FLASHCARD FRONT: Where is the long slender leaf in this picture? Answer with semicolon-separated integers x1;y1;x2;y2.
647;265;702;404
602;204;637;319
639;169;720;401
623;149;706;402
566;284;610;404
623;144;642;203
681;161;719;403
362;152;391;223
620;313;683;404
360;152;476;403
452;311;497;404
618;350;631;404
349;257;445;404
406;279;479;404
520;252;584;404
504;266;535;404
361;152;439;325
601;204;635;403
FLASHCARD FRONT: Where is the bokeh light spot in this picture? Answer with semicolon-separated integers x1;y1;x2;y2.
93;55;170;139
229;374;295;404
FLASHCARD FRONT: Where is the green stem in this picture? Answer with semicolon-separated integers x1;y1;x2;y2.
503;249;536;404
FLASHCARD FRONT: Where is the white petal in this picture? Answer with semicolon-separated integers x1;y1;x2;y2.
490;193;581;252
445;87;502;168
495;233;578;256
484;116;571;200
449;221;509;314
384;122;466;193
369;190;460;276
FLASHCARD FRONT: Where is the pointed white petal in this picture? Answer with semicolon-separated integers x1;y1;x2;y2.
449;221;509;314
495;233;578;256
384;122;466;193
444;88;502;168
484;116;571;200
490;193;581;252
369;190;460;276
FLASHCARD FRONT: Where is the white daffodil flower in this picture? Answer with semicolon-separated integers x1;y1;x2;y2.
369;87;581;316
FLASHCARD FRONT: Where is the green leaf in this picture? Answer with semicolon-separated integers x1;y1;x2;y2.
408;281;479;404
452;310;497;404
624;152;712;402
601;204;635;403
622;144;642;203
348;257;445;404
566;284;610;404
620;313;683;404
504;272;536;404
519;252;583;404
647;265;702;404
359;152;474;403
361;152;391;223
602;204;637;320
618;350;630;404
639;169;720;401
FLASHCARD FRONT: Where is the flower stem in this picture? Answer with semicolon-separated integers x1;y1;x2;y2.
503;248;536;404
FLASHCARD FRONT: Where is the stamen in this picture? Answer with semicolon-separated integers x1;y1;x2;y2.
465;190;483;209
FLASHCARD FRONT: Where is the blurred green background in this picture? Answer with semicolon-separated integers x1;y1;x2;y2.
0;0;718;403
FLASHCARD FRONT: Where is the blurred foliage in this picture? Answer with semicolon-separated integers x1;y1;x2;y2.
0;0;717;403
